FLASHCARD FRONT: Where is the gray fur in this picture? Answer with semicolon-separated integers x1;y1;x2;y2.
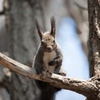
33;45;44;74
32;43;66;75
32;18;66;100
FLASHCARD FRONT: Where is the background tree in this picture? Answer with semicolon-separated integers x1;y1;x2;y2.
0;0;45;100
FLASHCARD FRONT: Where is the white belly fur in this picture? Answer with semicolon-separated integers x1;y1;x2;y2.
43;51;57;72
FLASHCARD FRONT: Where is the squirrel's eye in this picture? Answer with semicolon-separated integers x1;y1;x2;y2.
41;42;44;45
53;40;55;43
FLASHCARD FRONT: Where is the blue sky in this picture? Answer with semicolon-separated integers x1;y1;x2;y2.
56;17;89;100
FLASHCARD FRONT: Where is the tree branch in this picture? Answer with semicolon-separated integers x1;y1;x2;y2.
0;76;5;88
74;1;87;10
0;74;11;93
0;52;98;98
0;10;5;15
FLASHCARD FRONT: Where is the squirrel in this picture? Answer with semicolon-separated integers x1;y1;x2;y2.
32;17;66;100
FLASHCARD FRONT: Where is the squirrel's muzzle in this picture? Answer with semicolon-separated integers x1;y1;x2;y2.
47;46;52;51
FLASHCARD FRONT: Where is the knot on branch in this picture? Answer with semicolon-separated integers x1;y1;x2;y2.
88;76;100;99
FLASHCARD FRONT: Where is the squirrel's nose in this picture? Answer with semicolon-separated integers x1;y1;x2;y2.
47;46;52;51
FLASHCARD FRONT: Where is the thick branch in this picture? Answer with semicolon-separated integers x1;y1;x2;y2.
0;52;98;98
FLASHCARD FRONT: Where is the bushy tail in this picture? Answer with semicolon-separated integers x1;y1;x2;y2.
35;80;60;100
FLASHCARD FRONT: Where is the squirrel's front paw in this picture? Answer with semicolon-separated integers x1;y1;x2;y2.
36;66;44;75
58;73;66;76
48;61;55;66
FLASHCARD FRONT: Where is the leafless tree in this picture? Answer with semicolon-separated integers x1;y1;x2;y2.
0;0;100;100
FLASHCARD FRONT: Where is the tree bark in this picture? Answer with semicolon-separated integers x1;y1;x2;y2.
88;0;100;77
88;0;100;99
4;0;45;100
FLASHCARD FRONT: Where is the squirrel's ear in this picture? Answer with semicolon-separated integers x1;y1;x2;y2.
50;17;56;37
35;20;43;40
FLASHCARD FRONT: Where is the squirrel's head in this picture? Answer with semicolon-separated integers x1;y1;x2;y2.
35;17;57;52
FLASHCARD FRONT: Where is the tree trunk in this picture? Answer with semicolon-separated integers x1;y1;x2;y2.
88;0;100;77
4;0;45;100
88;0;100;99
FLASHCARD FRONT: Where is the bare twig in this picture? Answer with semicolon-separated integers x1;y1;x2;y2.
74;1;87;10
0;76;5;88
0;75;11;93
0;52;98;98
0;10;4;15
